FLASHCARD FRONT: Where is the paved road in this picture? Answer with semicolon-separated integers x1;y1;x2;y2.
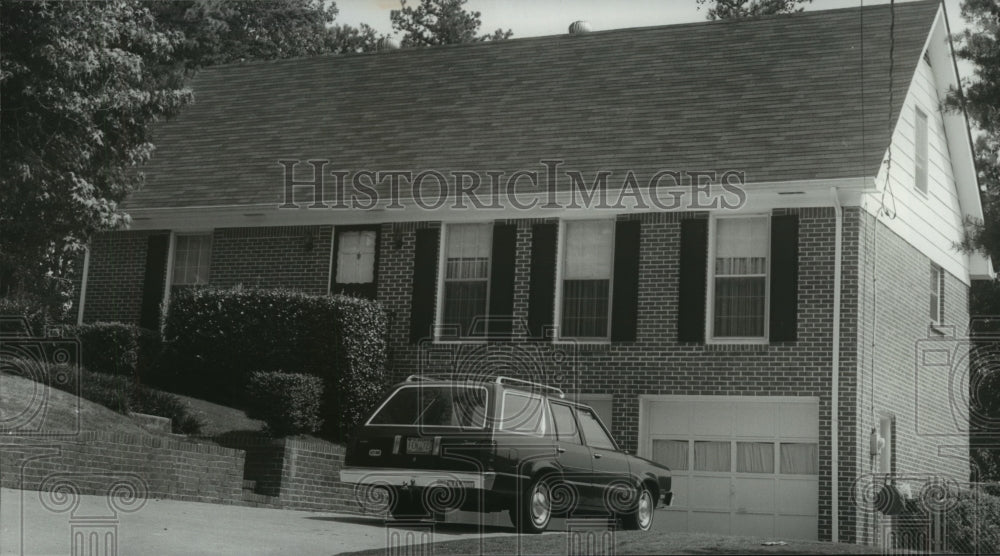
0;488;517;555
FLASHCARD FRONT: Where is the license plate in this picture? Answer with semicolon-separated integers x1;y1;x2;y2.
406;437;433;454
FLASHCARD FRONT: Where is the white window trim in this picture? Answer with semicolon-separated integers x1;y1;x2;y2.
705;214;771;345
433;223;493;343
553;217;616;344
170;232;213;287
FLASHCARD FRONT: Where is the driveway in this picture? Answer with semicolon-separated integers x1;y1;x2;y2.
0;488;515;555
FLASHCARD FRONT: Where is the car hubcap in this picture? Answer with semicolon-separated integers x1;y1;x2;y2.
531;483;550;526
637;491;652;528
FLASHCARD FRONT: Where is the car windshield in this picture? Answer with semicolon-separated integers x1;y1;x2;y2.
368;385;488;428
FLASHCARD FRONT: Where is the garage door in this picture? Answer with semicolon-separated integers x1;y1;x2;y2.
641;396;819;540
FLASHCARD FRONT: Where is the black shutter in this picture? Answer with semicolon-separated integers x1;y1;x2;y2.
611;220;641;342
769;214;799;341
139;233;170;330
409;227;440;343
528;223;558;340
677;219;708;342
488;224;517;337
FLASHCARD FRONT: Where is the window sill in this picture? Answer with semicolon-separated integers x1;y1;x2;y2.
704;343;769;353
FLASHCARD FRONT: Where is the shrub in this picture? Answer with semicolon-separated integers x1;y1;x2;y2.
0;295;51;336
162;287;388;439
79;372;133;414
246;371;324;436
943;488;1000;554
129;387;203;435
70;322;138;376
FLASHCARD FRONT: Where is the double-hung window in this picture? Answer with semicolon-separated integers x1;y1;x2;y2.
560;220;614;339
710;217;769;340
441;223;492;337
172;234;212;286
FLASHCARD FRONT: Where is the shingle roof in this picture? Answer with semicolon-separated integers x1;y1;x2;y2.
129;0;941;209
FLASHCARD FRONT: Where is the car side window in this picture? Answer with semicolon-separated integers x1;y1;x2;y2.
550;402;582;444
577;408;616;451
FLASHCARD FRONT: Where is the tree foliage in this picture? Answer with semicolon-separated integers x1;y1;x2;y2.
149;0;341;69
949;0;1000;264
0;1;192;298
326;23;382;55
696;0;811;20
390;0;511;47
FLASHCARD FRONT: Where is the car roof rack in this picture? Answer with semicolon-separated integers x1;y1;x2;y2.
403;374;565;398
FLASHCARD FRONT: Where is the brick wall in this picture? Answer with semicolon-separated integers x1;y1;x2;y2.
209;226;332;294
0;432;245;504
82;230;166;323
851;210;971;544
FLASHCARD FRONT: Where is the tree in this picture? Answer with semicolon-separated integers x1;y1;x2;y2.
696;0;811;20
149;0;341;69
326;23;382;54
390;0;511;47
947;0;1000;483
0;1;192;305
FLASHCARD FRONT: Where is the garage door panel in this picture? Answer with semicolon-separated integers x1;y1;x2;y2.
691;403;733;435
779;403;818;438
689;511;731;534
648;404;690;436
733;478;775;513
734;403;778;437
775;515;817;540
660;509;689;533
732;513;775;538
689;476;731;510
776;479;819;515
669;476;689;508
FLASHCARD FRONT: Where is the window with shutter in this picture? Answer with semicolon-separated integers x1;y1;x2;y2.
558;220;614;339
709;216;769;340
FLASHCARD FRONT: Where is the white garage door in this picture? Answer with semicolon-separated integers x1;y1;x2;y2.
641;396;819;540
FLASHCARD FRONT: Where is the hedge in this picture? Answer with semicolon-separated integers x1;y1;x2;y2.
67;322;162;378
246;371;324;436
162;287;388;439
942;488;1000;554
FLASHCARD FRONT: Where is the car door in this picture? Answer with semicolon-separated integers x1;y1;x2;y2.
549;401;600;511
576;406;633;516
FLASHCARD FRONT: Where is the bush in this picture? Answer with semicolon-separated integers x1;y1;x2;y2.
162;287;388;439
66;322;162;379
79;372;133;414
129;387;203;435
943;488;1000;554
0;295;51;336
246;371;324;436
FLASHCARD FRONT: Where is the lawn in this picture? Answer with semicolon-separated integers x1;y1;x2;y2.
171;393;265;437
0;372;159;436
342;528;879;556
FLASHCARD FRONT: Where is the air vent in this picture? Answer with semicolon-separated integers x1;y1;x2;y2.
569;21;592;35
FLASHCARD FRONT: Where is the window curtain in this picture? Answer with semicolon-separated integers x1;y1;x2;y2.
562;221;613;337
694;441;731;472
173;235;211;285
780;443;818;475
736;442;775;473
653;440;689;471
443;224;491;336
714;218;767;337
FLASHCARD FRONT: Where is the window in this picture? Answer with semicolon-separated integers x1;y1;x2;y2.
576;408;616;450
736;442;775;473
710;217;769;339
441;224;492;336
930;264;944;325
499;392;546;435
877;415;894;474
780;443;818;475
652;440;688;471
172;234;211;286
551;403;582;444
915;108;929;194
367;386;487;428
694;441;731;472
560;220;614;338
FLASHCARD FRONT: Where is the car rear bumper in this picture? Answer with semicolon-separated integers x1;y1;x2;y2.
340;468;497;491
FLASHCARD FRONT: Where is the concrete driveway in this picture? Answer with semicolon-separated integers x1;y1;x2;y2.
0;488;517;555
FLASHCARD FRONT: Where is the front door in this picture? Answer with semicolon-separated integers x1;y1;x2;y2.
331;226;379;299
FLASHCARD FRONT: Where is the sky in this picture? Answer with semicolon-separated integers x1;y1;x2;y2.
335;0;968;40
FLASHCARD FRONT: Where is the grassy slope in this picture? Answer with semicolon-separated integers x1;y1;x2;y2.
0;373;152;435
171;393;265;437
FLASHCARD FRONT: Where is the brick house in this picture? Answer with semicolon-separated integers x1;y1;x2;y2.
74;1;989;545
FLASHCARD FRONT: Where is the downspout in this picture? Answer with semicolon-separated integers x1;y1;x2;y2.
830;187;843;542
76;247;91;326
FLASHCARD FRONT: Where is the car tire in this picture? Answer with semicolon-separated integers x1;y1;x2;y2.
620;484;654;531
510;476;553;534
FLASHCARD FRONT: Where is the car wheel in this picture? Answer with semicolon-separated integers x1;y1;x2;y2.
620;485;654;531
511;476;553;534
